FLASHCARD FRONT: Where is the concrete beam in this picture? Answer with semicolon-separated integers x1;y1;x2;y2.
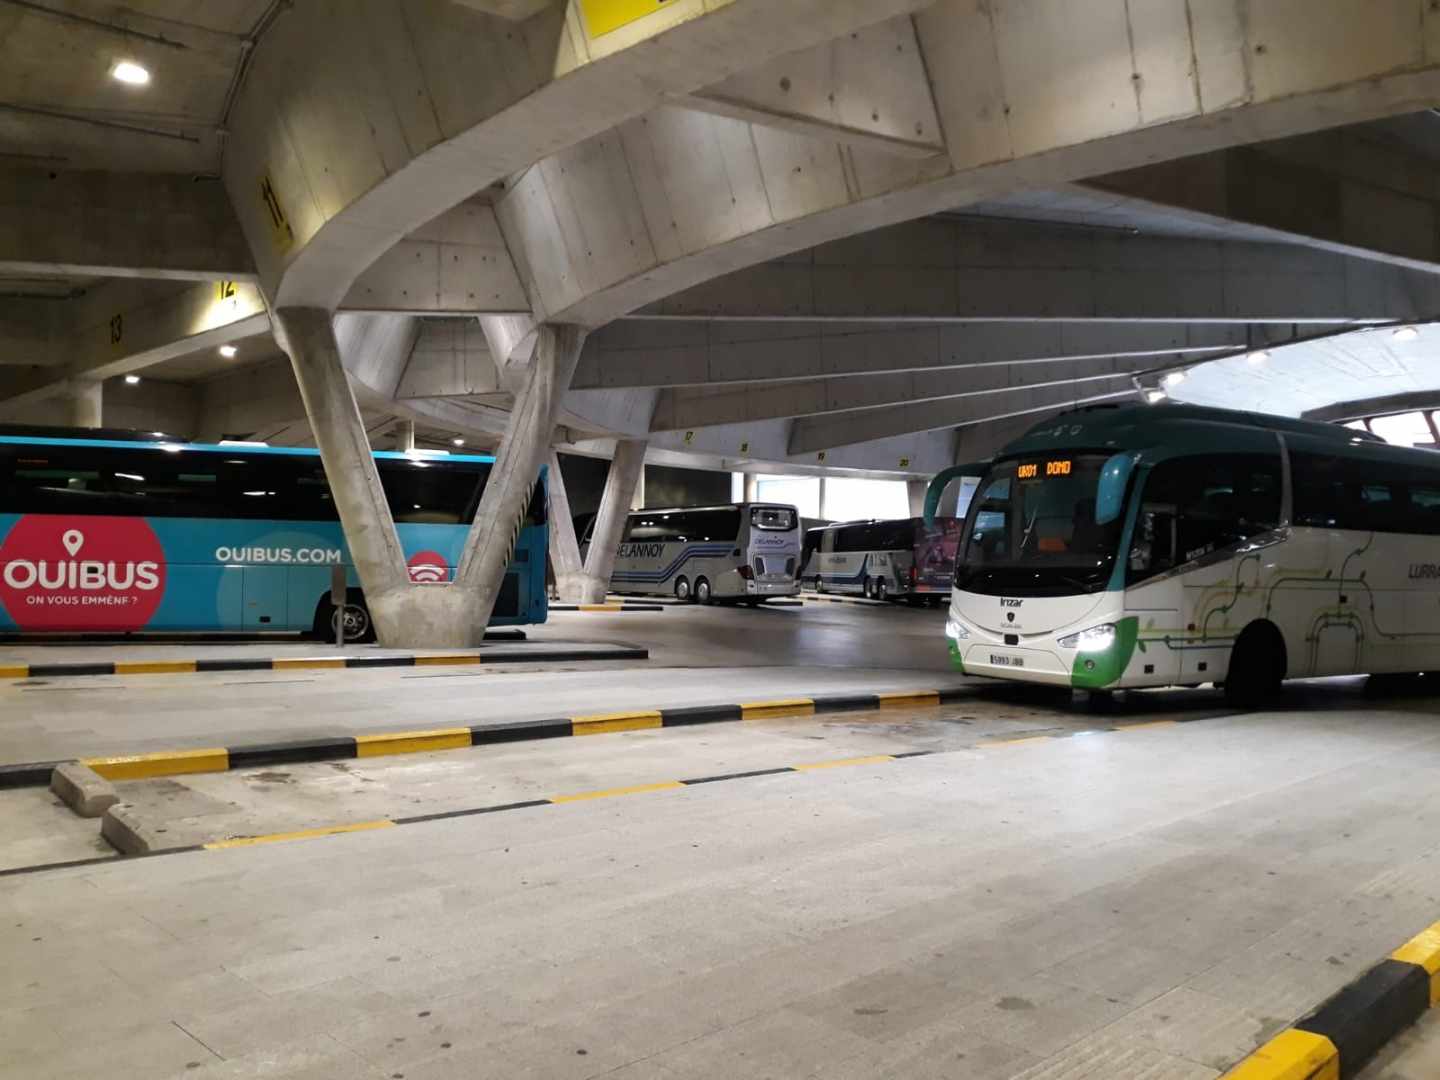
652;354;1159;431
0;168;255;281
339;201;528;315
575;318;1252;391
636;216;1440;323
0;279;269;413
1083;121;1440;275
788;379;1138;454
681;15;945;159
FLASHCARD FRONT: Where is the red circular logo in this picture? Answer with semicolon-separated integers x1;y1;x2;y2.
0;516;167;632
407;550;450;584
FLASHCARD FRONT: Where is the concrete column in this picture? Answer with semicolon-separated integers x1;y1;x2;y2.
907;480;927;518
743;473;758;502
630;465;646;511
816;477;827;520
272;309;412;636
65;379;102;428
454;324;586;626
394;419;415;452
546;449;585;601
578;439;647;604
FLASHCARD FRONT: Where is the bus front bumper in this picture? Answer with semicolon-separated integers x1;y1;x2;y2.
957;643;1073;686
746;578;798;597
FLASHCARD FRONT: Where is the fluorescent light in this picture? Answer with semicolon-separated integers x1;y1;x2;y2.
218;345;238;359
1161;371;1186;388
150;431;165;437
219;439;268;447
1247;350;1270;365
451;437;465;447
1146;390;1167;404
112;61;150;85
1393;326;1420;343
124;375;141;385
116;473;144;482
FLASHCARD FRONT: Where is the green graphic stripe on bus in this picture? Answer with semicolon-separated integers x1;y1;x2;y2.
1070;616;1139;690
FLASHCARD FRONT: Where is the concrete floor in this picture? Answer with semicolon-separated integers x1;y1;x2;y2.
0;604;956;763
4;680;1440;1079
1361;1009;1440;1078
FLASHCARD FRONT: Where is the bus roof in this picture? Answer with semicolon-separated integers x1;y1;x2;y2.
999;402;1437;467
0;426;499;466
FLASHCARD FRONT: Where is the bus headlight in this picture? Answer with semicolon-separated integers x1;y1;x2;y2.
945;617;969;642
1057;623;1116;653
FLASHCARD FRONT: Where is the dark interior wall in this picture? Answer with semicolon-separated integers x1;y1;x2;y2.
557;453;609;519
644;463;731;508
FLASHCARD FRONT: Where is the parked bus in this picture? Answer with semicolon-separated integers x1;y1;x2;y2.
607;502;801;603
801;517;961;602
0;426;548;641
932;403;1440;705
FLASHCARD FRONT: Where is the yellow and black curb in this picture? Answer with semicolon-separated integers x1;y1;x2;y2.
1221;920;1440;1078
549;603;665;612
0;687;967;791
0;643;647;684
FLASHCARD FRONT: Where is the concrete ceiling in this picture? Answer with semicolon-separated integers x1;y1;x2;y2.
0;0;272;173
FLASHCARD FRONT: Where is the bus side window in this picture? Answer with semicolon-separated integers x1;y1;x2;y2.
1410;480;1440;535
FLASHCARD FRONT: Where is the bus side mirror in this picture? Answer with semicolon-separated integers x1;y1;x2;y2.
1096;452;1136;526
923;462;988;527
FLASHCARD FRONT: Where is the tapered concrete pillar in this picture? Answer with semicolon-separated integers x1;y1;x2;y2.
65;379;102;428
394;420;415;452
456;324;586;625
273;309;413;638
546;450;585;601
743;473;758;502
907;480;927;518
578;439;647;604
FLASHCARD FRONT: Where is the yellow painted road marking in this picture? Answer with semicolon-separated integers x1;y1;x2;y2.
204;820;394;850
273;658;346;671
793;755;895;772
741;698;815;720
979;735;1052;748
83;747;229;781
578;603;623;612
0;664;27;679
355;728;472;757
572;711;663;735
412;654;482;667
550;781;685;803
1220;1029;1338;1080
877;690;941;708
114;660;198;676
1393;920;1440;1005
1115;720;1179;731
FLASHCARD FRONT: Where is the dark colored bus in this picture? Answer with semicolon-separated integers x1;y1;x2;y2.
801;517;961;602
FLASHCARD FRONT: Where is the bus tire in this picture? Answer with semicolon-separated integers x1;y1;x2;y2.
874;579;888;602
674;577;691;602
1224;622;1286;709
695;577;712;605
313;590;375;645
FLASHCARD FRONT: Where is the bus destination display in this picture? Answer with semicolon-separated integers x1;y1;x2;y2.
1017;459;1073;481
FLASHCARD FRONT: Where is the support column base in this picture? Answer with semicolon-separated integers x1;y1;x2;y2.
368;586;491;649
577;576;611;605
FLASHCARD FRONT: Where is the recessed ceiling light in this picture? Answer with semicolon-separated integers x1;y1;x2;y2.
1393;326;1420;343
124;374;141;385
112;61;150;86
1247;350;1270;365
451;437;465;447
219;345;238;358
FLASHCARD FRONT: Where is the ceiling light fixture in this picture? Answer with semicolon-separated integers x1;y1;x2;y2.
1393;326;1420;343
1146;390;1167;404
1161;370;1186;388
124;374;141;385
451;437;465;447
218;345;238;358
112;61;150;86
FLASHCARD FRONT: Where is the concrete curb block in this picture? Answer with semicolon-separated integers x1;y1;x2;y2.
100;803;165;855
0;684;972;789
549;603;665;612
0;644;648;682
1221;919;1440;1078
49;763;118;818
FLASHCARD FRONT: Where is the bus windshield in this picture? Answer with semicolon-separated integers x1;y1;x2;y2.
954;453;1123;597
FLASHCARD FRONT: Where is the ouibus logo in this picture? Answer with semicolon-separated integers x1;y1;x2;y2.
0;516;167;631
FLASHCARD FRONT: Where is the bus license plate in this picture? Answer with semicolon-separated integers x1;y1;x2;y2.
989;654;1023;668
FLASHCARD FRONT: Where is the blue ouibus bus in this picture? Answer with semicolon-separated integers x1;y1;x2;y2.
0;427;548;641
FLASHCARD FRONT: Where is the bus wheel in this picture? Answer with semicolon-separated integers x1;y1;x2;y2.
874;579;888;602
332;601;374;644
695;577;712;605
674;577;691;603
1224;622;1286;709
